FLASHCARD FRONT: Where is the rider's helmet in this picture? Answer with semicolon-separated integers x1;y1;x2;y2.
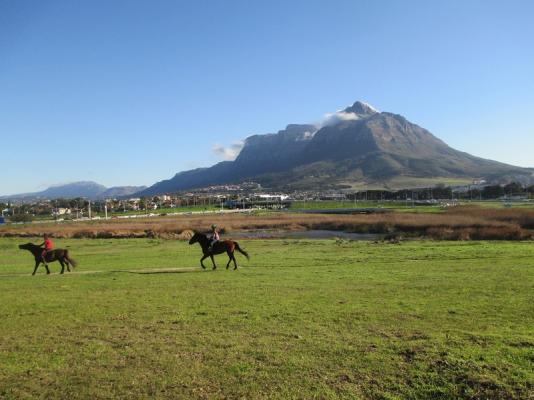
211;224;217;230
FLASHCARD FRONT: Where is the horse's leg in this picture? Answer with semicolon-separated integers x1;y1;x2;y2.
210;254;217;270
41;253;49;271
200;255;208;269
232;253;238;270
64;258;71;272
32;260;39;276
59;260;65;274
226;248;234;269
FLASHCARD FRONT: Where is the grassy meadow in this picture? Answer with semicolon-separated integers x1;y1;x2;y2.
290;200;534;213
0;237;533;399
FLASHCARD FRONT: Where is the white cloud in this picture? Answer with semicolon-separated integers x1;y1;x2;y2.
210;108;366;160
295;130;318;141
212;140;244;161
317;111;360;128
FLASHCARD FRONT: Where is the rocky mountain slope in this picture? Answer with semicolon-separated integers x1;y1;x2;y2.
136;101;533;194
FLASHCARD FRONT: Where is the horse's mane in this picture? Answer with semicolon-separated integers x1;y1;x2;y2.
22;242;40;249
19;243;43;255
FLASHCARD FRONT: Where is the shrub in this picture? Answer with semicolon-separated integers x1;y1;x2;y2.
9;214;33;223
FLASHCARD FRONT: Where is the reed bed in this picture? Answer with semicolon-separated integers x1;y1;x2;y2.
1;207;533;240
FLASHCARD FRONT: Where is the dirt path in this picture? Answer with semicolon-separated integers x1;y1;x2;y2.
0;266;207;278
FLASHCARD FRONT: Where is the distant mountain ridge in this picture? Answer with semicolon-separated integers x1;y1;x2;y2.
5;101;532;200
1;182;146;201
137;101;534;195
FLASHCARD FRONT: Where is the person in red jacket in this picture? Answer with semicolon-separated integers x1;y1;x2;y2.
39;233;53;266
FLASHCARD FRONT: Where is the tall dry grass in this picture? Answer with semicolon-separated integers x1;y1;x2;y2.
1;207;533;240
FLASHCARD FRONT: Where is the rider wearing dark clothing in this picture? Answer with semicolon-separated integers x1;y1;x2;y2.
208;225;220;252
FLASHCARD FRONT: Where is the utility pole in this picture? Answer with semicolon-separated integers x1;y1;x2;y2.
88;200;92;219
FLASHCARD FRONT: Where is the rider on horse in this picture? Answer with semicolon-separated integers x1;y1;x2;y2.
39;233;53;266
208;224;219;253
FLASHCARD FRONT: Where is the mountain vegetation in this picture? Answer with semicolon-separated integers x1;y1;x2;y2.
1;182;146;201
138;101;533;195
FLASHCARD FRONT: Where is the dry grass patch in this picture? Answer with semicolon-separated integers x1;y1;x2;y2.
1;207;533;240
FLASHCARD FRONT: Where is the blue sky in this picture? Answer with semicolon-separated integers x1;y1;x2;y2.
1;0;533;195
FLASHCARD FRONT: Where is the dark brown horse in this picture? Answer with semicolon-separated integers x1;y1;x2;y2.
188;232;249;270
19;243;77;275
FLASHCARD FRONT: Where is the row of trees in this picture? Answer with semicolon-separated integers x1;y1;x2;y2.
0;194;226;222
2;182;533;223
347;183;534;201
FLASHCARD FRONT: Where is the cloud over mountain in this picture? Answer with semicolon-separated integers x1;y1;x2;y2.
212;140;245;161
135;100;534;195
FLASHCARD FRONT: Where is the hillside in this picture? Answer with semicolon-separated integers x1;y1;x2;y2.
1;182;147;201
137;101;533;195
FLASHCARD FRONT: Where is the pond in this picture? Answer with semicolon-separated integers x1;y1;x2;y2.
229;229;381;240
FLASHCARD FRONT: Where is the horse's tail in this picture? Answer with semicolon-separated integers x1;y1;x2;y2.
234;242;249;260
65;250;77;268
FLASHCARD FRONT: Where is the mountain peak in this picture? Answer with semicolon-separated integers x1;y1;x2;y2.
343;101;379;116
136;100;534;195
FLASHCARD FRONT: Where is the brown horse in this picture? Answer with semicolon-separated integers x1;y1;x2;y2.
188;232;249;270
19;243;78;275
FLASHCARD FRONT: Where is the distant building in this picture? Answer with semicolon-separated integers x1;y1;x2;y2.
320;193;347;200
53;208;71;216
255;194;290;201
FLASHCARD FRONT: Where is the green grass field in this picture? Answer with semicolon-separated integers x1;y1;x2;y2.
290;200;445;213
62;205;221;219
290;200;534;214
111;205;221;216
1;237;533;399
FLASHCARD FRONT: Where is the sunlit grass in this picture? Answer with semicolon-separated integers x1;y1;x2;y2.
1;237;533;399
